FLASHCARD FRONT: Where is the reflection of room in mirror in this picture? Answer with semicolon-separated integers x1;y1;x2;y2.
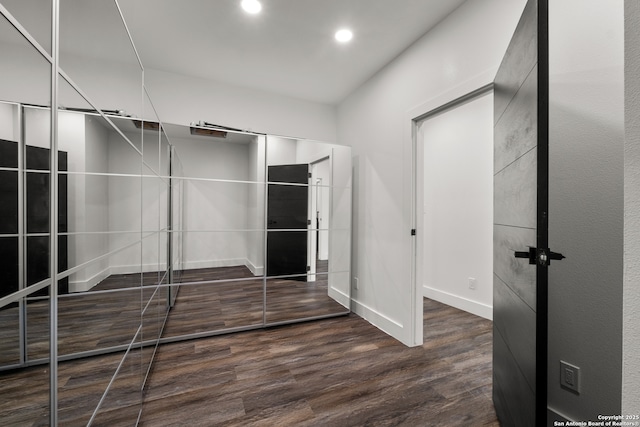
0;103;351;425
0;111;352;364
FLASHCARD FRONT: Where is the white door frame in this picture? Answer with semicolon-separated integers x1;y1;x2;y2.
404;69;496;346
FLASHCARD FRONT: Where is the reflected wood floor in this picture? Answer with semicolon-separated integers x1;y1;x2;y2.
163;263;346;339
0;263;345;363
0;299;498;426
0;271;166;363
138;298;498;426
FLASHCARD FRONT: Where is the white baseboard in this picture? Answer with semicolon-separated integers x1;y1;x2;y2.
328;286;350;308
547;407;571;424
69;267;111;293
351;298;412;346
423;285;493;320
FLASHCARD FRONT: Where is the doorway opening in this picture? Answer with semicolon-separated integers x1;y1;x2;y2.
411;83;495;345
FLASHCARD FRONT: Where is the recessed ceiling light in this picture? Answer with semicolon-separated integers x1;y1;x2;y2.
241;0;262;14
335;29;353;43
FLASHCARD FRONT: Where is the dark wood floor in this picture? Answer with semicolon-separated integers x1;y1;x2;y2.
138;298;497;426
0;299;497;426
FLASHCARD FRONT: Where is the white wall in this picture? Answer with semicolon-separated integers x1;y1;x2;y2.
623;0;640;417
337;0;527;345
547;0;625;421
145;69;336;143
2;40;336;143
420;92;493;320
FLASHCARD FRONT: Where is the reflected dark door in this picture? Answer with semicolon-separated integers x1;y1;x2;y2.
266;164;308;279
0;140;69;297
493;0;551;425
0;139;19;298
26;145;68;295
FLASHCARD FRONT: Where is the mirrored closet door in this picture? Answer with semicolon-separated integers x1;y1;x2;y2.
0;1;352;425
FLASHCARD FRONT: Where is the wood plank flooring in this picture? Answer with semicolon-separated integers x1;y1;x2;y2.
138;298;497;426
0;299;498;426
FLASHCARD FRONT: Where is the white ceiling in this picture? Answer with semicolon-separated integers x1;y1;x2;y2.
1;0;468;105
117;0;469;105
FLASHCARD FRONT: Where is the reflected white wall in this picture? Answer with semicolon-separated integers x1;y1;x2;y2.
170;135;252;271
247;135;265;275
0;102;19;141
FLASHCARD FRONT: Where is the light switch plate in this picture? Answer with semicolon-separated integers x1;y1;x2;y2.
560;360;581;394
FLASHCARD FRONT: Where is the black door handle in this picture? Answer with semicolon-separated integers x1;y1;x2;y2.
514;247;565;266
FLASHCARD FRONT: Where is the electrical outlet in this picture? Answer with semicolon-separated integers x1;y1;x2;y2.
353;277;359;290
468;277;477;290
560;360;581;394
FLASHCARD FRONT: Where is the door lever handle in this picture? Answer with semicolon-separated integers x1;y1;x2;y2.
514;247;565;266
514;247;537;264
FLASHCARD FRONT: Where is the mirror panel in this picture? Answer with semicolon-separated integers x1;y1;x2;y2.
90;338;143;424
139;90;168;383
57;349;130;425
0;102;21;367
0;288;51;425
0;9;52;107
0;0;52;56
0;8;52;425
264;135;351;324
1;2;352;418
59;0;143;119
161;277;265;338
0;303;20;366
55;286;143;356
265;271;349;324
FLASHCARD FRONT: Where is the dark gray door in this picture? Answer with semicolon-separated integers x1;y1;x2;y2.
266;164;309;279
493;0;556;425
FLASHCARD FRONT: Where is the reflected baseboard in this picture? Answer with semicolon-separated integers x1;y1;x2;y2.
106;259;263;277
245;259;264;276
69;258;265;293
69;267;111;293
181;258;262;276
